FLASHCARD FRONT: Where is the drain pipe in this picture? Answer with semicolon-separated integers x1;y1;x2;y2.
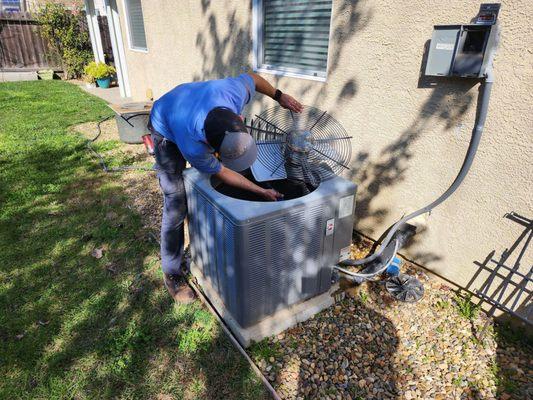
336;69;494;277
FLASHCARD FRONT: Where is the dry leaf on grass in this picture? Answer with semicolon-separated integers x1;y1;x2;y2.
105;211;118;220
91;247;104;259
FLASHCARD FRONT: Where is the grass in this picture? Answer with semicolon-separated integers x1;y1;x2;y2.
435;298;451;310
249;338;282;362
489;360;519;395
454;293;479;320
359;290;369;304
0;81;266;399
452;375;464;387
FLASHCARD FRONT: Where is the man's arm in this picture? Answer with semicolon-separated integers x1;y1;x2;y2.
214;165;283;201
248;72;303;113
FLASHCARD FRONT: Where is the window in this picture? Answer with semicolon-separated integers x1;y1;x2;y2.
124;0;147;51
253;0;332;80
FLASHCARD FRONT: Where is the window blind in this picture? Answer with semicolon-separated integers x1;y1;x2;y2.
125;0;147;50
261;0;332;77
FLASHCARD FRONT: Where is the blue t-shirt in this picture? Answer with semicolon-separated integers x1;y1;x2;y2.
150;74;255;174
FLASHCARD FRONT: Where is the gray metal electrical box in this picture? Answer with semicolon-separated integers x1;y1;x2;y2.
425;3;500;78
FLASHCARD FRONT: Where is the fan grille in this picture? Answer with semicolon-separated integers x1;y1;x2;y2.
248;105;352;181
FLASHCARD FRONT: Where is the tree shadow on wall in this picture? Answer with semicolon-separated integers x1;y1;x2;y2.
345;39;479;266
193;0;372;110
193;4;484;267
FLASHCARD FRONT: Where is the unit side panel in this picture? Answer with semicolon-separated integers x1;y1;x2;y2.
221;217;239;319
240;203;327;327
300;204;326;298
318;201;336;293
204;196;218;287
187;184;206;276
240;222;270;326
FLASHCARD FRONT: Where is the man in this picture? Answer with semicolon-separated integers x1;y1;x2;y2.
149;72;303;303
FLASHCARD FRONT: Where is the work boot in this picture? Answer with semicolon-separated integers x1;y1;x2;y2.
164;273;195;304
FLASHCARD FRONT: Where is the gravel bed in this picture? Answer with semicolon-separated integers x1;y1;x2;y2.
249;246;532;400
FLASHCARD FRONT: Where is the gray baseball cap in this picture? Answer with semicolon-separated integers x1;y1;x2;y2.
219;131;258;172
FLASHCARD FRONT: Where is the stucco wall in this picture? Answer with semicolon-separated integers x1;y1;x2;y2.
115;0;532;315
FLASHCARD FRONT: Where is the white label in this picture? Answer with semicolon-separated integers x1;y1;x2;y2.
436;43;454;51
339;246;351;261
326;218;335;236
338;195;354;219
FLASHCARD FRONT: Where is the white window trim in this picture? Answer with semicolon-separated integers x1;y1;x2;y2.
252;0;332;82
122;0;148;53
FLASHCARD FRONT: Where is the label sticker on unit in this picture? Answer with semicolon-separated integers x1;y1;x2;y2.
339;246;351;261
436;43;454;51
338;195;354;219
326;218;335;236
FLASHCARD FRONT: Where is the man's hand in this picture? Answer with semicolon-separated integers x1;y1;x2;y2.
248;73;304;113
215;166;284;201
261;188;284;201
278;93;304;113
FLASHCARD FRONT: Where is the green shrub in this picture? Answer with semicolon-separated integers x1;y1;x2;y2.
37;3;93;78
84;62;116;80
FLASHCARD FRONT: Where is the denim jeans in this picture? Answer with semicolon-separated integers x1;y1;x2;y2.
149;124;187;276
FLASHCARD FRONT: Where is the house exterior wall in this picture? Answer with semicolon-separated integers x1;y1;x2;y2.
115;0;532;313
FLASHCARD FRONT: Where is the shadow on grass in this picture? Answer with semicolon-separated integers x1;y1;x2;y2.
0;81;265;399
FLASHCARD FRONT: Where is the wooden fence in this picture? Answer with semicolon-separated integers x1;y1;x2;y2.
0;11;62;70
98;15;114;66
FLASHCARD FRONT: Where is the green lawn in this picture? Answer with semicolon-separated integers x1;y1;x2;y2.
0;81;266;399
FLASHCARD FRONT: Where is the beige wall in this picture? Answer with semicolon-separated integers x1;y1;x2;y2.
117;1;532;315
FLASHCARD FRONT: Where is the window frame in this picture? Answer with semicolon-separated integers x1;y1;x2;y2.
123;0;148;53
252;0;332;82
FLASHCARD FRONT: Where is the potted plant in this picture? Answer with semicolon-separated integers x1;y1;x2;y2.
37;69;56;80
84;62;116;89
82;74;96;89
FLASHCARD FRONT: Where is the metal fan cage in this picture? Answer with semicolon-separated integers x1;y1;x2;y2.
247;105;352;182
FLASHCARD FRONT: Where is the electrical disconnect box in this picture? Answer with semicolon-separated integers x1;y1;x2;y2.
425;3;500;78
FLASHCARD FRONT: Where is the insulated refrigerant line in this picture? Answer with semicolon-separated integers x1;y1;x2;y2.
339;70;494;269
335;239;400;279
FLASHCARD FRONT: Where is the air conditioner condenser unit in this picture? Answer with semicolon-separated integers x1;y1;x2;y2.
184;168;356;346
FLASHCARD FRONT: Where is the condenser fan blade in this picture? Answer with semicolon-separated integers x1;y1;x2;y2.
248;105;352;184
251;142;286;182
